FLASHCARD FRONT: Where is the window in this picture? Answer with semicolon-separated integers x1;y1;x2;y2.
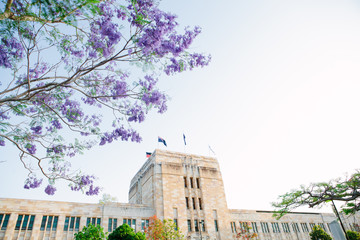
184;177;187;188
70;217;75;231
196;178;200;188
187;220;192;232
141;219;149;231
40;215;59;231
319;223;327;232
123;219;136;230
75;217;80;231
109;218;118;232
292;223;300;232
15;214;36;231
1;214;10;230
185;197;189;209
260;222;269;233
64;216;80;231
199;198;202;210
231;222;236;233
214;220;219;232
174;219;178;230
251;222;258;233
46;216;53;231
200;220;205;232
64;217;70;231
301;223;309;232
309;223;315;229
190;177;194;188
282;223;290;233
194;220;199;232
87;217;101;227
271;222;280;233
192;198;196;209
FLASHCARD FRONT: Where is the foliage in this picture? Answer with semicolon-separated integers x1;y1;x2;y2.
235;222;257;240
347;230;360;240
272;171;360;218
98;193;118;204
74;224;107;240
309;225;332;240
108;224;145;240
145;215;184;240
0;0;210;195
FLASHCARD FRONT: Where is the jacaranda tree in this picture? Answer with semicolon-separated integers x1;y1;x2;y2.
0;0;210;195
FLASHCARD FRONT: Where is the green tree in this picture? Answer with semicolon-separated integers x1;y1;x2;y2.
145;215;184;240
309;225;332;240
108;224;145;240
272;171;360;218
74;224;107;240
347;230;360;240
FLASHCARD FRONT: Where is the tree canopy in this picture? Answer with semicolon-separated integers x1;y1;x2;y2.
309;225;332;240
144;215;184;240
74;224;107;240
108;224;145;240
0;0;210;195
272;170;360;218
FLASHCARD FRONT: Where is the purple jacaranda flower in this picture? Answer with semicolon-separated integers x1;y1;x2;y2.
25;144;36;154
24;176;42;189
30;126;42;135
45;185;56;195
0;140;5;146
86;185;100;196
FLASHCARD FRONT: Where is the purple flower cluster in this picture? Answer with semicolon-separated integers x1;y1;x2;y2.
142;90;167;113
127;105;145;122
29;62;48;79
25;144;37;155
0;37;24;68
30;126;42;135
0;140;5;146
24;176;42;189
139;75;158;92
60;99;84;123
70;175;100;196
45;185;56;195
99;126;141;145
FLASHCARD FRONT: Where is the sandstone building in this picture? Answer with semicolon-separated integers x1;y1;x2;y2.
0;149;358;239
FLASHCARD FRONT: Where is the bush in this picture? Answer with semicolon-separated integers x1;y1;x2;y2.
74;224;107;240
108;224;145;240
347;230;360;240
309;225;332;240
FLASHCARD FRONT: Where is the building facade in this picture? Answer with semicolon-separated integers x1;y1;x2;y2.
0;149;357;240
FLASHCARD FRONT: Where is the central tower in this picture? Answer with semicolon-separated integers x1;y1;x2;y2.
129;149;232;239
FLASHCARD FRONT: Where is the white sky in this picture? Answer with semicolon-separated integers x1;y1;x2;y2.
2;0;360;214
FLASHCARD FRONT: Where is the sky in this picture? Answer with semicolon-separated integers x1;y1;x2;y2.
2;0;360;214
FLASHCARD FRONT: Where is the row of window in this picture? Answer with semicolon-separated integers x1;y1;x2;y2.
231;221;328;234
187;219;206;232
184;177;200;189
185;197;202;210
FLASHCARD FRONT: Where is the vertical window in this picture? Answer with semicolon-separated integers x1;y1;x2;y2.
301;223;309;232
75;217;80;231
251;222;258;233
196;178;200;188
214;220;219;232
282;223;290;233
109;218;113;232
15;215;23;230
131;219;136;231
21;215;29;230
1;214;10;230
200;220;205;232
92;217;96;225
309;223;315;229
231;222;236;233
40;216;47;231
271;222;280;233
70;217;75;231
127;219;131;226
97;218;101;226
199;198;202;210
194;220;199;232
46;216;53;231
319;223;326;232
64;217;70;230
114;218;118;230
187;220;192;232
28;215;35;230
184;177;187;188
123;219;126;225
53;216;58;231
185;197;189;209
174;219;178;230
192;198;196;209
292;223;300;232
190;177;194;188
260;222;269;233
0;214;3;227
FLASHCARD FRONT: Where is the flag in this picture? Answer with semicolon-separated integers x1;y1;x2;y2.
183;134;186;145
158;136;167;147
146;152;152;158
209;145;216;155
